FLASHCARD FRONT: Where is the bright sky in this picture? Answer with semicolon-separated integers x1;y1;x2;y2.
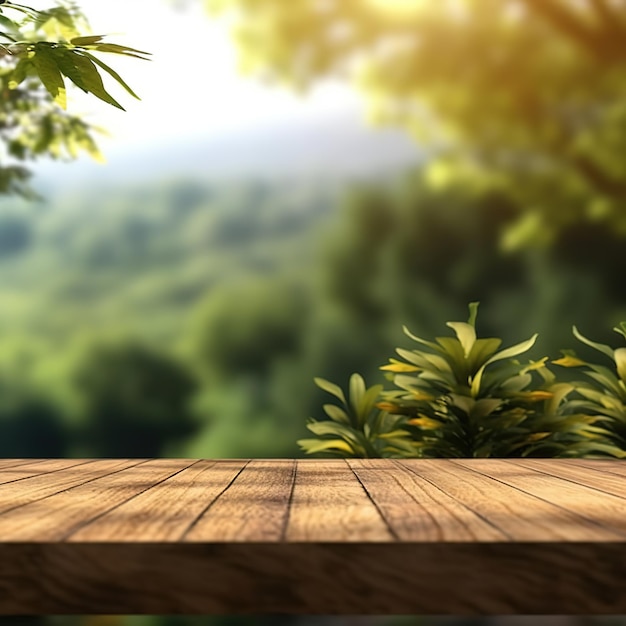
26;0;363;155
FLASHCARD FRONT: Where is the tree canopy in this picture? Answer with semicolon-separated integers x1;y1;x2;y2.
0;1;148;196
206;0;626;242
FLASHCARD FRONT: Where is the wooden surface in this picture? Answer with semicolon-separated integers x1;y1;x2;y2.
0;458;625;614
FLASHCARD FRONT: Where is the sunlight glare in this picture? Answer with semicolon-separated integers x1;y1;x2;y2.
366;0;426;16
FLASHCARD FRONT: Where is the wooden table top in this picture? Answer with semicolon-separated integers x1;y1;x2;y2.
0;457;625;615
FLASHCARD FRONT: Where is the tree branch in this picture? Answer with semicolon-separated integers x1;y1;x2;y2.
587;0;625;31
518;0;612;59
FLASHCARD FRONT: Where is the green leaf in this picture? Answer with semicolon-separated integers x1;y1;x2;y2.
467;301;479;327
576;388;625;417
434;336;468;381
0;15;20;32
89;42;151;59
377;430;413;439
500;372;532;392
403;325;445;353
393;374;437;396
70;35;106;46
421;352;453;373
306;420;362;444
357;383;383;422
322;403;350;425
380;437;420;454
446;321;476;358
81;50;141;99
573;326;615;360
7;58;31;90
349;373;366;415
470;398;503;419
32;49;66;109
52;49;124;110
556;441;626;458
614;322;626;341
585;365;624;398
395;348;432;369
297;438;356;455
471;334;538;397
467;338;502;372
435;336;466;360
314;377;346;404
449;393;474;414
545;382;574;415
485;334;539;367
614;347;626;384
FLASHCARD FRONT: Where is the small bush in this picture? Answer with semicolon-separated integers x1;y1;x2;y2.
301;303;626;459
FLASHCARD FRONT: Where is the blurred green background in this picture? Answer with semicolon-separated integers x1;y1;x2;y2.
2;0;626;624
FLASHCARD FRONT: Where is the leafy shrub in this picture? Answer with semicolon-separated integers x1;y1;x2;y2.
301;303;626;459
378;303;621;458
553;323;626;455
297;374;419;458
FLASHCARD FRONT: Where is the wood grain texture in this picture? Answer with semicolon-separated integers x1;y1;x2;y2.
72;459;248;542
0;459;147;518
452;459;626;539
572;458;626;477
0;459;95;485
510;458;626;500
286;459;393;541
184;459;292;542
0;458;625;615
348;459;505;541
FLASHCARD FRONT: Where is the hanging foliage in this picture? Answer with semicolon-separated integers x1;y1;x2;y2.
0;1;149;196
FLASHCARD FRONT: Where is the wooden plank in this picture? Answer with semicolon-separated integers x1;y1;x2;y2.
511;458;626;500
348;459;505;540
453;459;626;539
393;459;621;541
285;459;393;541
0;458;143;515
0;459;96;485
71;459;249;541
183;459;293;542
0;459;195;541
0;459;48;470
572;459;626;477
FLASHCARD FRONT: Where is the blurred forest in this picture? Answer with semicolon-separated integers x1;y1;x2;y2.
1;170;625;462
3;0;626;625
1;168;624;462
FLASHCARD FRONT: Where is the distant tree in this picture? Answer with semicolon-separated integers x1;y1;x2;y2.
71;341;200;457
319;176;523;323
0;1;147;196
315;170;626;364
205;0;626;242
0;382;68;457
189;277;309;381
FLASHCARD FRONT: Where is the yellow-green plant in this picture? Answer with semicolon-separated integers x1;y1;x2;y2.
553;323;626;456
297;373;420;458
380;303;560;457
301;304;626;459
